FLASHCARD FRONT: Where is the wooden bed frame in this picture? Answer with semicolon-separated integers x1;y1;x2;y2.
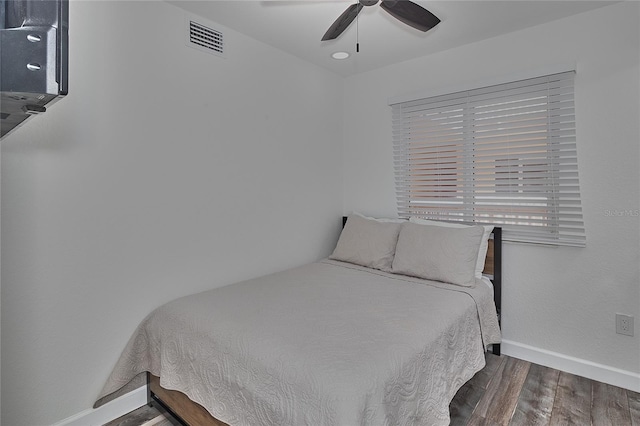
147;218;503;426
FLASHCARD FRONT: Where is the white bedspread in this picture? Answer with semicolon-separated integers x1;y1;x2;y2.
97;260;501;426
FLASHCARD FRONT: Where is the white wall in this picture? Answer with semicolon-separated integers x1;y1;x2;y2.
0;1;343;425
343;1;639;377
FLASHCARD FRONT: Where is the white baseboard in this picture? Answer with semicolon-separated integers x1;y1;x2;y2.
502;339;640;393
51;386;147;426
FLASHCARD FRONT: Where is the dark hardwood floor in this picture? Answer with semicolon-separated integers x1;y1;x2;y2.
450;353;640;425
106;353;640;426
104;404;176;426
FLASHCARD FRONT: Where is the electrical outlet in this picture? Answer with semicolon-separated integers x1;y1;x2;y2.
616;314;634;336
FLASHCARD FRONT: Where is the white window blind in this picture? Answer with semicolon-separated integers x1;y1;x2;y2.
391;71;585;247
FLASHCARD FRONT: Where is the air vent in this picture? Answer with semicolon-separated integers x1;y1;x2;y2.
187;18;224;57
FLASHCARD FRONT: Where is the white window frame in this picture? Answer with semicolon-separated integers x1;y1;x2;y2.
390;71;585;247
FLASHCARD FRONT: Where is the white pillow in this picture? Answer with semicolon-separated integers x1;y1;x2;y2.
409;217;493;279
330;214;402;271
392;222;484;287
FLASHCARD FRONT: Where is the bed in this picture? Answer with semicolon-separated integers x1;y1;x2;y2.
96;215;502;426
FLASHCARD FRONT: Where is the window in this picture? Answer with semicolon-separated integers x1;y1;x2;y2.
391;71;585;247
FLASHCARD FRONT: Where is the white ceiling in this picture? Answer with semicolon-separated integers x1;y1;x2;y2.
168;0;616;76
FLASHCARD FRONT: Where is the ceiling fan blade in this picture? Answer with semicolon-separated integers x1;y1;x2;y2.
380;0;440;32
321;3;364;41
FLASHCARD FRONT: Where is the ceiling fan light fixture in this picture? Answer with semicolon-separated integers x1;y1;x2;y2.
321;0;440;41
331;51;350;60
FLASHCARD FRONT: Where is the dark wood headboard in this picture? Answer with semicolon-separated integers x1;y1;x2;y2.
341;216;502;355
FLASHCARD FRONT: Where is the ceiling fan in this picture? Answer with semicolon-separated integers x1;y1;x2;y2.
321;0;440;41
